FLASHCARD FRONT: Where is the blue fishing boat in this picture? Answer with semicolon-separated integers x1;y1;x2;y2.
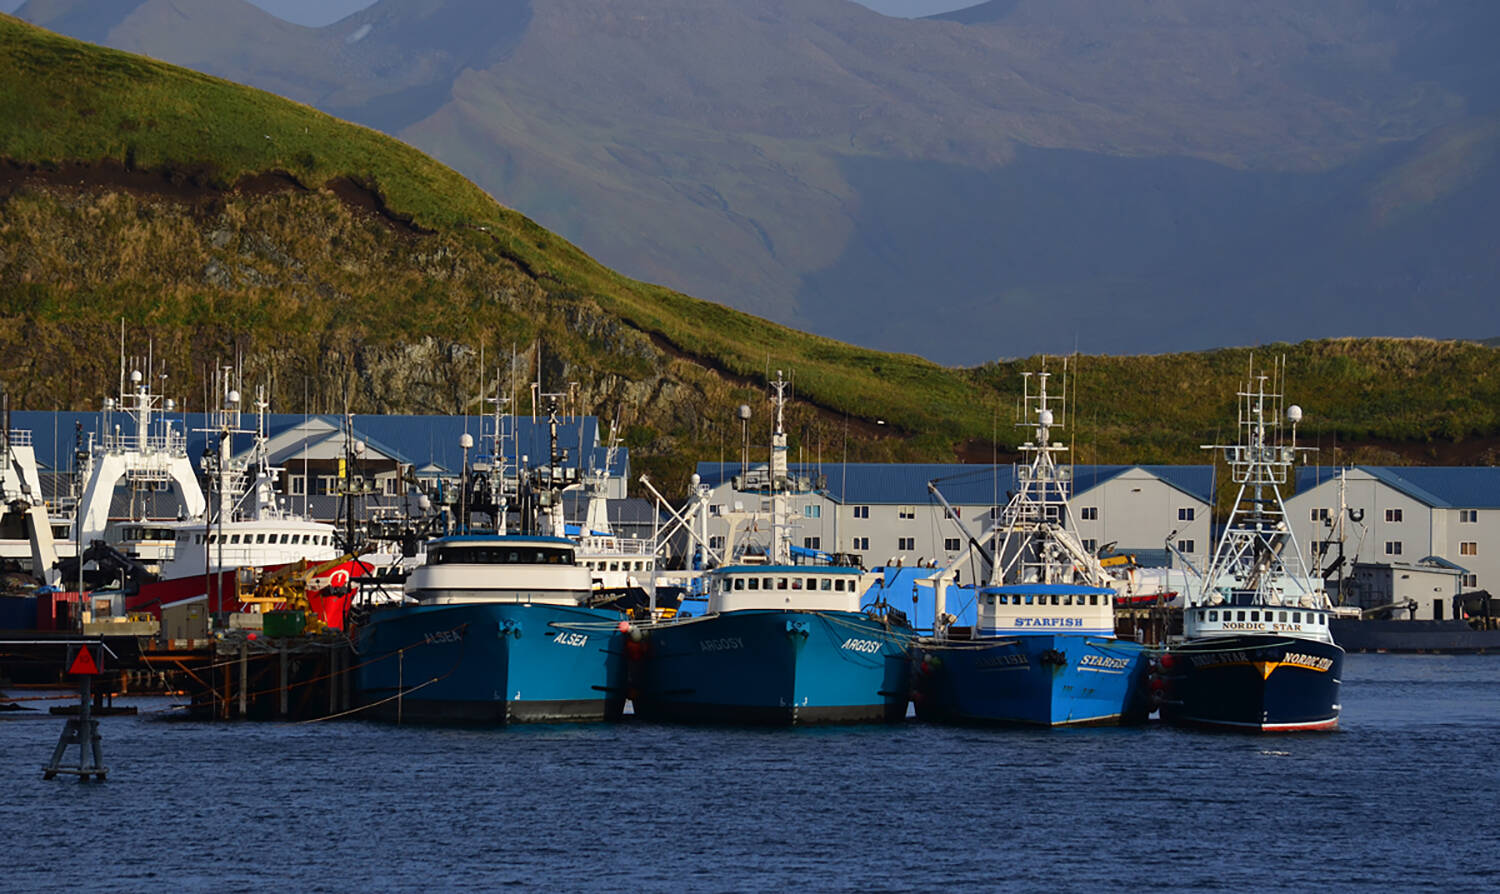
1156;362;1344;731
351;396;625;724
352;534;626;723
912;368;1150;726
626;373;911;725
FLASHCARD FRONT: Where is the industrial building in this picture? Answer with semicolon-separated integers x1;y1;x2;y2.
1287;466;1500;612
692;462;1214;573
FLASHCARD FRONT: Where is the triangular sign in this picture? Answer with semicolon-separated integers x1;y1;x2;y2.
68;647;100;676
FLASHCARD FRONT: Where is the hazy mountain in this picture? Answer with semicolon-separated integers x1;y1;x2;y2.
16;0;1500;362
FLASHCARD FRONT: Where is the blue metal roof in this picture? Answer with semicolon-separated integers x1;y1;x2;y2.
694;462;1214;506
1297;466;1500;509
9;411;624;478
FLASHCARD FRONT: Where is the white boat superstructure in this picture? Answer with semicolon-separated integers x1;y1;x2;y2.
90;369;338;578
1180;363;1336;645
926;368;1121;638
404;536;593;606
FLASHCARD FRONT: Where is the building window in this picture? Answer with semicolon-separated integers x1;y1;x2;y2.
1177;540;1195;554
1461;541;1478;556
1310;507;1329;522
288;475;305;496
708;536;724;550
803;537;821;550
944;538;961;551
1462;573;1478;588
1385;508;1403;523
853;506;869;519
1178;507;1194;521
853;537;869;551
898;506;915;520
1461;510;1479;524
384;477;399;496
317;475;339;495
944;506;961;519
1080;507;1098;521
897;537;915;551
1384;541;1403;556
1083;539;1097;552
803;505;821;519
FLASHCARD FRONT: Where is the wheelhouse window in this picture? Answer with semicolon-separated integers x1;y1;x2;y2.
429;545;575;565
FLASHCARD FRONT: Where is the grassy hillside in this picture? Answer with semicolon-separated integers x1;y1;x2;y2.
2;15;1499;491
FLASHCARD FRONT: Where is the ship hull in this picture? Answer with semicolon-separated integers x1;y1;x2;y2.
352;601;625;724
1159;635;1344;732
628;610;911;725
912;634;1151;726
1329;618;1500;653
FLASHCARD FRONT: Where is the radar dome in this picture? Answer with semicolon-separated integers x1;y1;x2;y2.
459;433;474;449
1038;409;1054;426
1287;405;1303;424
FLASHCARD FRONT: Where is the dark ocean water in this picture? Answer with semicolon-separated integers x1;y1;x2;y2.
3;654;1497;892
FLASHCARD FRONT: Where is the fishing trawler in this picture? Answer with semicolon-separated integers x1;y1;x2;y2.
350;394;626;723
51;365;355;625
1156;363;1344;731
911;369;1150;726
625;373;911;725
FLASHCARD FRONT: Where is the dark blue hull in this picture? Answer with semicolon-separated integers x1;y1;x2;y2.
912;634;1151;726
1159;635;1344;731
1329;618;1500;653
628;610;911;725
353;601;625;724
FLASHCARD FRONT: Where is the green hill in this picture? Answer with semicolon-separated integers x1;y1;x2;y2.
1;15;1498;491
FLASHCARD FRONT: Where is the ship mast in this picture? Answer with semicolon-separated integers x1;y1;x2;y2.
1194;359;1321;617
768;371;792;566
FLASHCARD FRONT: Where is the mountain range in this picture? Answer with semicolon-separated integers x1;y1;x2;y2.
14;0;1500;362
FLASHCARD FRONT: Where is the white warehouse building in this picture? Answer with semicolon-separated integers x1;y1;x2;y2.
691;462;1213;573
1287;466;1500;611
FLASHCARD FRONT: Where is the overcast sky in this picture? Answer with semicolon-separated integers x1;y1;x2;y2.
4;1;980;27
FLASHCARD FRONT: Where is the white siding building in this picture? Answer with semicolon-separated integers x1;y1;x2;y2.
1286;466;1500;598
692;462;1212;572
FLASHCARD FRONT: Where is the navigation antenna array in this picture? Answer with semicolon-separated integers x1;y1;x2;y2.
1196;357;1318;606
